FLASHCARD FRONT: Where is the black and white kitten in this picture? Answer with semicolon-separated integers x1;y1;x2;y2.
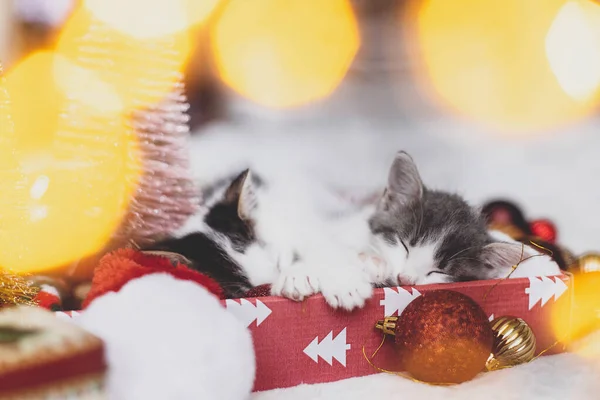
362;151;561;286
150;168;373;309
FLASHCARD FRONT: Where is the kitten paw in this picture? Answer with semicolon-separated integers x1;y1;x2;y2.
318;268;373;311
271;264;319;302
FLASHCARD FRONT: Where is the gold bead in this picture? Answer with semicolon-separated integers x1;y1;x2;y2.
571;253;600;274
486;316;536;371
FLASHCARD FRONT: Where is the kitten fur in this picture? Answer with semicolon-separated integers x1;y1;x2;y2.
151;168;373;310
363;151;561;286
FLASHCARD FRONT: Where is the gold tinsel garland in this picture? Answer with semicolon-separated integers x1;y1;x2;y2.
0;272;40;307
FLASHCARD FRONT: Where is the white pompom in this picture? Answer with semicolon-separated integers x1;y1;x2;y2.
77;273;255;400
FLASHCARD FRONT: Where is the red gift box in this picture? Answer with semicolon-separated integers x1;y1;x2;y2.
56;274;571;392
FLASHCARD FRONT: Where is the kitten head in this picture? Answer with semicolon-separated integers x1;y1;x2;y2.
204;169;260;252
368;151;522;285
202;169;279;287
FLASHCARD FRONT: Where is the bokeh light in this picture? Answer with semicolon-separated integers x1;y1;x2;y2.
552;272;600;358
212;0;360;109
2;52;62;153
83;0;220;39
546;0;600;102
405;0;600;134
56;6;193;111
1;52;137;274
53;53;123;114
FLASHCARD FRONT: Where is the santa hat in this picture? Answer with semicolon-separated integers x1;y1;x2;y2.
83;248;223;308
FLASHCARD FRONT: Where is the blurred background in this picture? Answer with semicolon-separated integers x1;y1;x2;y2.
2;0;600;255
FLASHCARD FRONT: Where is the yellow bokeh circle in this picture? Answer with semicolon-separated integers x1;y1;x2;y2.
551;272;600;357
84;0;220;40
0;52;137;274
212;0;360;108
56;6;193;112
406;0;600;134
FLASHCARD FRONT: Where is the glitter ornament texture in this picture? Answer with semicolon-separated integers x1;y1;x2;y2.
486;316;536;371
377;290;494;384
529;219;558;244
244;284;272;298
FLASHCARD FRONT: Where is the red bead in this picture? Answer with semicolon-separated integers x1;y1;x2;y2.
529;219;557;243
244;284;272;298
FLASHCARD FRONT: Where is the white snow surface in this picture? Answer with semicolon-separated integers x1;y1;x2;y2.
76;273;255;400
252;346;600;400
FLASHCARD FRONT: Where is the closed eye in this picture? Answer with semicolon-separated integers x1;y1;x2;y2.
398;236;409;254
427;271;449;277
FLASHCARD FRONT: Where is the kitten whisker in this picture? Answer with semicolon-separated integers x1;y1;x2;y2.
450;256;482;263
448;245;480;261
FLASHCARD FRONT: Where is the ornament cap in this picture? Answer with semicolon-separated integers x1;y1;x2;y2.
375;316;398;336
486;316;536;371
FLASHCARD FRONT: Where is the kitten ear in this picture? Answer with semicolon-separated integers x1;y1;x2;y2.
224;169;258;221
380;151;423;209
480;242;523;268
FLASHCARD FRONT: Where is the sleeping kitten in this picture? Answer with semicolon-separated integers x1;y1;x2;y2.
362;151;561;286
150;168;373;310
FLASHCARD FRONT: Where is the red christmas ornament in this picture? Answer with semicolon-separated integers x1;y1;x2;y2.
482;200;531;234
33;289;62;311
529;219;557;243
244;284;272;298
376;290;493;384
83;248;224;308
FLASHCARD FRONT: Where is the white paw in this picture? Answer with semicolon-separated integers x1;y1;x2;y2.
317;266;373;311
271;263;319;302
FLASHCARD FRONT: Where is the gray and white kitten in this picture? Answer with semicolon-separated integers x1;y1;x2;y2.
362;151;560;286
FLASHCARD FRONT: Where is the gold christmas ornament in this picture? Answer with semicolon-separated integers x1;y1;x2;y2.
570;253;600;274
486;316;536;371
488;222;526;241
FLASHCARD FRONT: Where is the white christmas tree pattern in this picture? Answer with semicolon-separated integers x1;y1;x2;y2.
303;328;351;367
525;276;568;310
224;299;272;327
488;314;495;322
380;287;421;316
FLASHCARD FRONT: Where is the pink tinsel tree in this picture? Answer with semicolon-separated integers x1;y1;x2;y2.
116;81;199;246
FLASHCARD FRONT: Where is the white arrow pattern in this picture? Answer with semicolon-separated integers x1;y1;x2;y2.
303;328;351;367
380;287;421;316
225;299;272;327
525;276;568;310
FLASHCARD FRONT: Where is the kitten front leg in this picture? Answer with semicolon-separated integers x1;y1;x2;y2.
316;263;373;311
271;251;373;311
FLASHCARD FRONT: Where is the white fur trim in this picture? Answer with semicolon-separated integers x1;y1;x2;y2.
76;274;255;400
